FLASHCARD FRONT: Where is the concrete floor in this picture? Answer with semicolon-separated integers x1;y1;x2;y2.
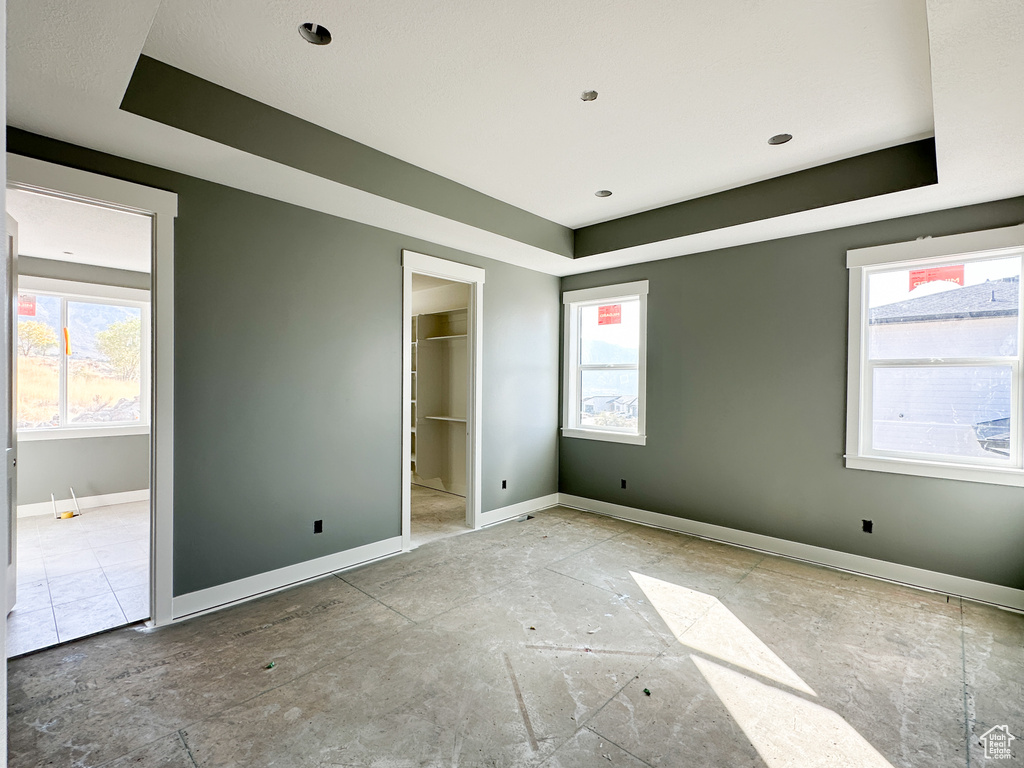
410;483;468;548
7;507;1023;767
7;501;150;657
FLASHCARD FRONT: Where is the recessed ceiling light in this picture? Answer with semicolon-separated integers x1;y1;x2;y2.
581;90;598;102
768;133;793;145
595;190;612;197
298;22;332;45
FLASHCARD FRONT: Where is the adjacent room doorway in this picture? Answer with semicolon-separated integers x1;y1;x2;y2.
401;251;484;549
4;154;177;650
5;187;153;655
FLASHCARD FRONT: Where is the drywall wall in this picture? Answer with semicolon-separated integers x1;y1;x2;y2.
560;195;1024;590
17;435;149;506
8;128;560;596
574;139;938;257
15;257;151;506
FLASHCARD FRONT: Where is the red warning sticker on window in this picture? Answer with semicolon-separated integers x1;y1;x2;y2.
17;294;35;316
598;304;621;325
909;265;964;290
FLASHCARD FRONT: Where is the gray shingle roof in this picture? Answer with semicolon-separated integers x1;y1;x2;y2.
869;276;1019;324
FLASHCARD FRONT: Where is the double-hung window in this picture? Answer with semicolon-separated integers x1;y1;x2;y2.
562;281;648;445
17;277;150;438
846;224;1024;485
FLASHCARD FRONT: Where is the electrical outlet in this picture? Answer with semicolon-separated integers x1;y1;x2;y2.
314;519;323;534
621;479;627;490
862;519;873;534
501;480;507;490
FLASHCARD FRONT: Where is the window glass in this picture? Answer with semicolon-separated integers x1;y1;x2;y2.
17;294;62;428
579;299;640;365
67;301;143;425
579;370;639;430
563;282;647;444
868;256;1020;360
871;365;1012;461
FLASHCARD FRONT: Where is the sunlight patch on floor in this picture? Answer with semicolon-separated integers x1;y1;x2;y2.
630;571;815;695
692;657;894;768
631;570;894;768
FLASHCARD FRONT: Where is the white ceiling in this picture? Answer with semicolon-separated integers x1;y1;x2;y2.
141;0;935;228
6;189;152;273
6;1;1024;277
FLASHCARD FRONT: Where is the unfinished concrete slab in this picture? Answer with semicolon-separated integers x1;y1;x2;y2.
7;507;1023;767
410;484;468;548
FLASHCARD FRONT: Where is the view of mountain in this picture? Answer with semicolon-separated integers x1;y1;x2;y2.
18;295;139;360
581;339;638;365
579;340;639;398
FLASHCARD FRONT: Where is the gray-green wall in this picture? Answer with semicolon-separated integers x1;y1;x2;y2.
16;257;151;505
8;129;559;596
561;197;1024;591
17;435;149;505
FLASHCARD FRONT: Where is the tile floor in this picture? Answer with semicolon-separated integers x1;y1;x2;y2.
410;482;468;547
7;500;150;657
7;507;1024;767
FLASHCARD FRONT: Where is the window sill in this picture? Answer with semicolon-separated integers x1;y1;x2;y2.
18;425;150;442
845;454;1024;487
562;427;646;446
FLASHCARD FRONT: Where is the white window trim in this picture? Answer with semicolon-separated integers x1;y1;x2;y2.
846;222;1024;486
562;280;648;446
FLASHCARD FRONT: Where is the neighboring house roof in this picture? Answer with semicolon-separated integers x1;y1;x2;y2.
614;396;638;406
870;276;1019;324
583;395;619;406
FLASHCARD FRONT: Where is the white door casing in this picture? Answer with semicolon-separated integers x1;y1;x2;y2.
5;214;16;615
401;250;485;549
7;154;177;625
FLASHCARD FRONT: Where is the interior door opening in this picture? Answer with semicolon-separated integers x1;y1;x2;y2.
409;274;470;547
401;251;485;551
5;187;154;656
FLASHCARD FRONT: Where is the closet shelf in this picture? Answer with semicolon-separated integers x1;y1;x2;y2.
424;415;467;423
420;307;468;316
421;334;467;341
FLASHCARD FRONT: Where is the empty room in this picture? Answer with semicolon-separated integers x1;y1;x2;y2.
1;1;1023;767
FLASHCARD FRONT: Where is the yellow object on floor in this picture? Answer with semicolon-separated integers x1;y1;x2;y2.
60;511;74;519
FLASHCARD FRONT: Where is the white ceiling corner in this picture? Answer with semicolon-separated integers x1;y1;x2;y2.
141;0;935;228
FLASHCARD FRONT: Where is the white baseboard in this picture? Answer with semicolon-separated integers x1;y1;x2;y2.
558;493;1024;612
171;536;402;621
17;488;150;518
478;493;560;528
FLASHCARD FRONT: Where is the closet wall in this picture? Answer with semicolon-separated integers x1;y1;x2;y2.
411;278;470;496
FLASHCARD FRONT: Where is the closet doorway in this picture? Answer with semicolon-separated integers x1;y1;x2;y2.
401;251;484;550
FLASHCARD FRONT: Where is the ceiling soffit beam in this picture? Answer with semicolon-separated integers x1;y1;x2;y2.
574;139;938;258
120;55;574;259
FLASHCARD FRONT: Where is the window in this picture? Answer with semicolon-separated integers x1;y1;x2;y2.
17;279;150;437
563;281;648;445
846;223;1024;485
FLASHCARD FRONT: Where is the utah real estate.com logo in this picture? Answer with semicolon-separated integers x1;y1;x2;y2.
979;725;1016;760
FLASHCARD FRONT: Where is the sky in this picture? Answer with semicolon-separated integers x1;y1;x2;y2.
580;299;640;350
869;255;1021;308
